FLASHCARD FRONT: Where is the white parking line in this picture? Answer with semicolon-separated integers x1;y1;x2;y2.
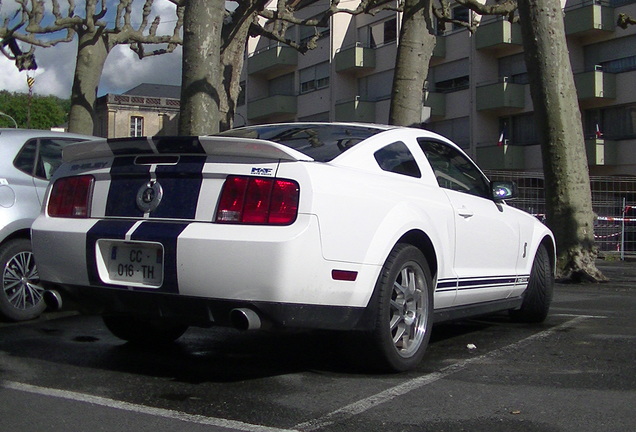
293;315;601;431
1;315;601;432
1;380;298;432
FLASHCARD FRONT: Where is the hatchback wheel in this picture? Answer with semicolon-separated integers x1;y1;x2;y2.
0;238;46;321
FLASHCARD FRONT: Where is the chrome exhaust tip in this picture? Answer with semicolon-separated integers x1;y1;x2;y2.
43;290;63;311
230;308;261;331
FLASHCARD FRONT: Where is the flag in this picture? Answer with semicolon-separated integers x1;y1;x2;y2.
595;122;603;138
497;126;506;146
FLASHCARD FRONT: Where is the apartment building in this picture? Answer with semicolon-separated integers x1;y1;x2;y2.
237;0;636;176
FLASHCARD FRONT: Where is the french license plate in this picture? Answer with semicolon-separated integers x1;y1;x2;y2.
99;241;164;287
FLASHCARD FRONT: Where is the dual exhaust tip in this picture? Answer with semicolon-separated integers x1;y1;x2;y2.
43;290;262;332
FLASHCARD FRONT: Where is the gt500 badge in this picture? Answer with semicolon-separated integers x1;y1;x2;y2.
136;180;163;213
251;167;273;176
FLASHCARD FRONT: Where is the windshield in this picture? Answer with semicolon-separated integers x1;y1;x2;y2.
218;123;386;162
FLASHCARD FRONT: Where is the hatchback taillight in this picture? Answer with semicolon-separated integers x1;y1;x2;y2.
48;175;94;218
216;176;299;225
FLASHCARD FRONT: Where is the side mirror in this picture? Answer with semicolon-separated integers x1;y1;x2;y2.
491;181;518;201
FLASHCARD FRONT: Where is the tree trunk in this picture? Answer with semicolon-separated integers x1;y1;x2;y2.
219;19;252;131
388;0;435;127
179;0;224;135
67;30;109;135
517;0;605;281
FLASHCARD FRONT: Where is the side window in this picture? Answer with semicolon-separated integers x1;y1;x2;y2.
374;141;421;178
418;139;490;198
13;140;38;176
38;139;82;180
14;138;82;180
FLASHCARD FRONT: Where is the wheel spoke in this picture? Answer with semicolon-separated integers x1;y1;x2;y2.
2;250;43;311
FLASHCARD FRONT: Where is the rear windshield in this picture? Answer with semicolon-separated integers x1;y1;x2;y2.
218;123;385;162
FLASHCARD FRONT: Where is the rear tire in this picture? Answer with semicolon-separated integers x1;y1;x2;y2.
510;244;553;323
0;238;46;322
103;315;188;344
364;244;433;372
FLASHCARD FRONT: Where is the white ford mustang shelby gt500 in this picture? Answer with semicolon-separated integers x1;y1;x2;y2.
31;123;555;371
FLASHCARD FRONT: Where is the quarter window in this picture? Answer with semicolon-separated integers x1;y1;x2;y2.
374;142;421;178
419;139;489;198
14;138;83;180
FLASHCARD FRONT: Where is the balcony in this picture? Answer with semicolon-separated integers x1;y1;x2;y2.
335;44;375;75
476;144;526;170
248;45;298;78
585;138;616;166
564;2;615;37
423;91;445;118
574;69;616;101
335;97;375;123
247;95;297;121
476;79;526;112
475;19;522;51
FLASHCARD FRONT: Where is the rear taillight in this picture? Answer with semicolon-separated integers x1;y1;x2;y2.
216;176;299;225
48;175;94;218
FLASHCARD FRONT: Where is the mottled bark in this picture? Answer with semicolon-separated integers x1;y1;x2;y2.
68;31;109;135
517;0;605;281
389;0;435;127
179;0;224;135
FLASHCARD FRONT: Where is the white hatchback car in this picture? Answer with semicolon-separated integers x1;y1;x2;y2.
0;128;97;321
31;123;555;371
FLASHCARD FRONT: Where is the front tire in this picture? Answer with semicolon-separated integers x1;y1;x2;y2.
510;243;554;323
366;244;434;372
103;315;188;344
0;238;46;321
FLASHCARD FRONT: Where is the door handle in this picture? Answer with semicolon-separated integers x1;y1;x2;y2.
457;206;474;218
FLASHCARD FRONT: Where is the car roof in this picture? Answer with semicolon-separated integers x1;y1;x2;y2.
218;123;401;162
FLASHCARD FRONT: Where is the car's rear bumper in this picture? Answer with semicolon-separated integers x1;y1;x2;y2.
46;282;372;331
32;214;382;310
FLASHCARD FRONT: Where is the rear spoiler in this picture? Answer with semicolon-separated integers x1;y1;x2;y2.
62;136;314;163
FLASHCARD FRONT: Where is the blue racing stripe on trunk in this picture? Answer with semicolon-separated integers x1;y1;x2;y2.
151;156;206;219
152;136;205;154
130;221;190;294
86;220;137;287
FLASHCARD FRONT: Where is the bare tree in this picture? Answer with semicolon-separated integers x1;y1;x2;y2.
386;0;604;280
0;0;184;135
516;0;603;281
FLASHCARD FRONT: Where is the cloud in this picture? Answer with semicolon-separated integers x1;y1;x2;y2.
0;0;183;99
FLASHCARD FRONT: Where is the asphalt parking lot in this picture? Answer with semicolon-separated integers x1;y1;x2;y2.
1;260;635;432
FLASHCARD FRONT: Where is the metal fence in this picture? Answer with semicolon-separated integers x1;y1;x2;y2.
485;170;636;259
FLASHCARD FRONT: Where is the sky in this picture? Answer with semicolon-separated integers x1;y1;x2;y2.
0;0;184;99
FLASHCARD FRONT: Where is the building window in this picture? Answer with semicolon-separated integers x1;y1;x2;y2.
429;59;470;93
130;116;144;137
268;73;295;96
427;117;469;149
452;6;470;30
504;113;538;146
499;53;529;84
364;17;397;48
358;70;394;101
300;62;330;94
587;105;636;140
